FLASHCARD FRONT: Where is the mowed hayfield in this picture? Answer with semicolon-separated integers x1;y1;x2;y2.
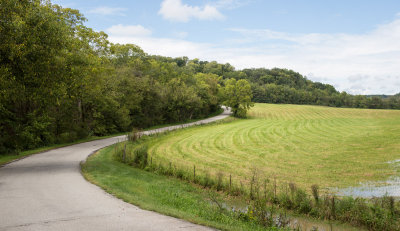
147;103;400;191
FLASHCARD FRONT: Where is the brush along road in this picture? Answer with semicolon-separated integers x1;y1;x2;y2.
0;107;231;231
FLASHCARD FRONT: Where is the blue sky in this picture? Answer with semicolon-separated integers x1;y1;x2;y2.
53;0;400;95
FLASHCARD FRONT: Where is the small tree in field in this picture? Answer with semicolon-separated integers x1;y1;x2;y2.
221;78;254;118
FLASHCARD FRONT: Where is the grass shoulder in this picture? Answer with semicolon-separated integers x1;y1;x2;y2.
81;145;272;231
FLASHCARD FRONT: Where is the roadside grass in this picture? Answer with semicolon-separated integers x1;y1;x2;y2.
81;145;274;231
147;103;400;191
0;108;223;166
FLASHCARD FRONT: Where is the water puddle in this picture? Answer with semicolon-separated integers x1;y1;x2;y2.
290;217;361;231
334;177;400;198
218;202;359;231
334;159;400;198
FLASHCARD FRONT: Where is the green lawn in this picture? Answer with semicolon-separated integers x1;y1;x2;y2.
81;145;273;231
147;103;400;191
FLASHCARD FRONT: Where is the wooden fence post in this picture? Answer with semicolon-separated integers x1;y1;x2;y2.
123;143;126;162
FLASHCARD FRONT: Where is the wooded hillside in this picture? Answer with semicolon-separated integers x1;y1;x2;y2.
0;0;222;154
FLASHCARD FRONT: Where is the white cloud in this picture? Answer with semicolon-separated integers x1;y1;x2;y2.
108;35;211;58
214;0;250;9
225;18;400;94
106;24;152;37
106;15;400;95
158;0;224;22
173;31;188;39
88;7;127;16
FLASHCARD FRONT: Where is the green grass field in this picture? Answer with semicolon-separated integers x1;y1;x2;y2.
147;103;400;191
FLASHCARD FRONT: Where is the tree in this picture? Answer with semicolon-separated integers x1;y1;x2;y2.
221;79;254;118
0;0;87;152
194;73;221;114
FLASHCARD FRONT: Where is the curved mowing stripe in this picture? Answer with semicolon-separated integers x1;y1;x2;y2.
148;104;400;190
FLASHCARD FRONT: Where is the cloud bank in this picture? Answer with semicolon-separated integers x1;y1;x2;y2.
88;7;127;16
106;24;152;37
158;0;224;22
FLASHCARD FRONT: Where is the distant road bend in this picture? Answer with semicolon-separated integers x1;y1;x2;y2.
0;107;231;231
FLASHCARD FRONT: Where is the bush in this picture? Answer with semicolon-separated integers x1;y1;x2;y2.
131;144;148;168
57;132;78;144
128;128;142;142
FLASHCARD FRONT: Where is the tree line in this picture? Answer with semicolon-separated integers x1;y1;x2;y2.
244;68;400;109
170;59;400;109
186;62;400;109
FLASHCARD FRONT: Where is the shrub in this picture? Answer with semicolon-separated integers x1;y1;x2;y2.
216;172;224;191
128;128;142;142
311;184;319;203
57;131;78;144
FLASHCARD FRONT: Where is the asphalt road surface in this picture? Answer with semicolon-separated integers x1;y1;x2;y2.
0;107;231;231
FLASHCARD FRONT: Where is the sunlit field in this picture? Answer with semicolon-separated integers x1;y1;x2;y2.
148;103;400;191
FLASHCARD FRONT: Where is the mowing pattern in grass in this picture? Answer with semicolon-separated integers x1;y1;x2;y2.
148;104;400;191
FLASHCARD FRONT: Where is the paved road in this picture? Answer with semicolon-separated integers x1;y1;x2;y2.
0;107;231;231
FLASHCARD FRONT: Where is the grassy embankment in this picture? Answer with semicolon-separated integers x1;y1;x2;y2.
0;108;223;166
82;144;275;231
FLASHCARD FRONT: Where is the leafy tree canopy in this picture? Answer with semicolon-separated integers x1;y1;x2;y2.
221;79;254;118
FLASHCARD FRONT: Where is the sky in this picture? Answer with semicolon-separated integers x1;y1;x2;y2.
52;0;400;95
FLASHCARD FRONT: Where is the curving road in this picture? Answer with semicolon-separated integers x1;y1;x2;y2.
0;107;231;231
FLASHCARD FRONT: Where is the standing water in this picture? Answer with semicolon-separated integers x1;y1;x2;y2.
290;217;362;231
219;203;362;231
335;159;400;198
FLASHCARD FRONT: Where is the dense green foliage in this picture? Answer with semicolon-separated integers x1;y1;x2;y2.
220;78;254;117
0;0;225;154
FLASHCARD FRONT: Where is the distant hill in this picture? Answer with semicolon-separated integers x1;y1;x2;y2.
365;95;392;99
184;62;400;110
